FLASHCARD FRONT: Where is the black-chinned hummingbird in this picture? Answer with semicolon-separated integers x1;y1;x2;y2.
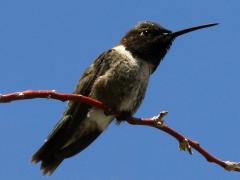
31;21;218;175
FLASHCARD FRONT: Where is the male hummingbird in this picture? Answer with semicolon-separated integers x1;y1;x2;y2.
32;21;218;175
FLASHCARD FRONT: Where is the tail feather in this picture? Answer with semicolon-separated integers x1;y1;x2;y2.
32;153;63;176
32;108;113;175
32;143;64;175
40;158;63;176
31;115;73;175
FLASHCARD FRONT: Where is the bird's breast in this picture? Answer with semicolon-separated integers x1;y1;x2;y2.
109;45;152;112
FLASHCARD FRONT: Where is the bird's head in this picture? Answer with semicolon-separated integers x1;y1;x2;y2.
120;21;218;72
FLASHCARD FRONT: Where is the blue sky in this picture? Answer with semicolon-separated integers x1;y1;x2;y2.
0;0;240;179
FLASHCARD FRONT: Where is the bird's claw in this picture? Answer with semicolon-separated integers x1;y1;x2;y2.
105;108;132;122
153;111;168;128
115;111;132;121
104;108;115;116
179;138;192;155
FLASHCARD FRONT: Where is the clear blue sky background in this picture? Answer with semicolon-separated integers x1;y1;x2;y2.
0;0;239;180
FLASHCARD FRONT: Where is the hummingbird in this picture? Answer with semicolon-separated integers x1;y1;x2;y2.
31;21;218;175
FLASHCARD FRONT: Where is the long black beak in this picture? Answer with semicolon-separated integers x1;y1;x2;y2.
170;23;218;38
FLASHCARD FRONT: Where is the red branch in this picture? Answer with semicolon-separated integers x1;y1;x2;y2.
0;90;239;172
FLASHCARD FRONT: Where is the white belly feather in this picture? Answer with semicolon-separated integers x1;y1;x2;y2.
87;108;113;131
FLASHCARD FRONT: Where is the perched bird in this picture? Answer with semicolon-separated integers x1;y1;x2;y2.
32;21;218;175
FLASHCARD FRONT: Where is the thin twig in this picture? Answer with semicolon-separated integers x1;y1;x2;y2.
0;90;239;172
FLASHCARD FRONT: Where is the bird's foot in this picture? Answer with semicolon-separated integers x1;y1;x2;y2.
104;108;115;116
153;111;168;128
115;111;132;122
179;138;192;155
104;109;131;122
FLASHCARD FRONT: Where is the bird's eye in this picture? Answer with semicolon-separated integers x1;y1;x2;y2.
140;30;151;37
162;32;169;36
